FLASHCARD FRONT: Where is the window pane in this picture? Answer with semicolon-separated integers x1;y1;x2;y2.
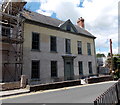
66;39;71;54
50;36;57;52
32;33;40;50
2;27;10;36
78;41;82;54
79;61;83;75
31;61;40;79
87;43;91;55
66;25;71;31
51;61;57;77
88;62;92;74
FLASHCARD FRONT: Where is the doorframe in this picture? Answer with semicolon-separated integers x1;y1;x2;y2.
62;54;76;80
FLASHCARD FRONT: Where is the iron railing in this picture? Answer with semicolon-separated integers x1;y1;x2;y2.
94;80;120;105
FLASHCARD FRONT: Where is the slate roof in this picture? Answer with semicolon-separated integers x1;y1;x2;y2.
21;10;95;38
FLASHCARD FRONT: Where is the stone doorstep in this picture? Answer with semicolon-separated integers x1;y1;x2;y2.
0;89;30;97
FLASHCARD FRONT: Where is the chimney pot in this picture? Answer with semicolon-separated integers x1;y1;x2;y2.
77;17;85;28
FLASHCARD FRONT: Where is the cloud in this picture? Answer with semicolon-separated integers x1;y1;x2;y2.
96;47;118;56
112;47;118;54
26;0;119;54
36;9;52;16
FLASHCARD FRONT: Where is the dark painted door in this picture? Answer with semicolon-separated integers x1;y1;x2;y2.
64;59;74;80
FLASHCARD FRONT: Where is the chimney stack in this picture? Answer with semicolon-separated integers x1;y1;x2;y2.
77;17;85;28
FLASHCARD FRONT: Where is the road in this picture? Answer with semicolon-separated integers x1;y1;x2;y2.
1;81;117;103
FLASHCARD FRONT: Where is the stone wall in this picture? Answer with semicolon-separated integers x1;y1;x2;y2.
0;81;20;91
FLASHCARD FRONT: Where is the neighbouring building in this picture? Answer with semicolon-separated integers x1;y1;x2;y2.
97;57;109;74
0;1;26;83
97;57;106;67
1;1;97;85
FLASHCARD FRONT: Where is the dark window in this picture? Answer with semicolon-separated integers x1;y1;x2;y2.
51;61;57;77
66;25;71;31
78;41;82;54
87;43;91;55
2;27;10;36
32;32;40;50
78;61;83;75
31;60;40;79
65;39;71;54
88;62;92;74
50;36;57;52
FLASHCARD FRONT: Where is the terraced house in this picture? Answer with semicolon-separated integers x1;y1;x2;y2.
21;10;97;84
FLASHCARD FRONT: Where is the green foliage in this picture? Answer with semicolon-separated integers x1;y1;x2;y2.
113;61;120;79
113;57;118;70
118;64;120;69
106;56;120;71
113;54;120;56
114;69;120;79
96;53;106;57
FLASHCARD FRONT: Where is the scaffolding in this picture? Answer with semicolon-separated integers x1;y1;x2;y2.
0;0;26;82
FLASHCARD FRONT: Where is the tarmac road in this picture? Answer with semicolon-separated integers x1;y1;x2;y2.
1;81;117;103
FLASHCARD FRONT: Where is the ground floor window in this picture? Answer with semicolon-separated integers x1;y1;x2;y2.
78;61;83;75
88;62;92;74
51;61;57;77
31;60;40;79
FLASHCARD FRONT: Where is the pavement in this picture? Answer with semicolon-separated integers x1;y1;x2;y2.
0;88;30;97
1;81;117;103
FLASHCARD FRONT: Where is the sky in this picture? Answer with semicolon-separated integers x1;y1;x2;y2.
24;0;119;56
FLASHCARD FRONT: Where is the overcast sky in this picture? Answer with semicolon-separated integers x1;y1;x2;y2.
25;0;119;56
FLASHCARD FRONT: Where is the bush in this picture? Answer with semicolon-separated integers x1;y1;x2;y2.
114;66;120;79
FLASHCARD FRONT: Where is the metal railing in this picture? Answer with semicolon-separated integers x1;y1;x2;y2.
94;80;120;105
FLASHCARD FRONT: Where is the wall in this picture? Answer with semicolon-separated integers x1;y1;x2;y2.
23;23;97;84
1;42;18;82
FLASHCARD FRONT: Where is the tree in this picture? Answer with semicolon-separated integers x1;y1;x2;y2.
113;57;118;70
114;64;120;79
106;57;112;69
107;57;120;70
96;53;106;57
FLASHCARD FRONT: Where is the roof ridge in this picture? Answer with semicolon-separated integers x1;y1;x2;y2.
22;10;95;38
23;9;64;22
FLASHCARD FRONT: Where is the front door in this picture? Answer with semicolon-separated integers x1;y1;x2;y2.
64;59;74;80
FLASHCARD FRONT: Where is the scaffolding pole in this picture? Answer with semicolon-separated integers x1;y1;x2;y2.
0;0;26;82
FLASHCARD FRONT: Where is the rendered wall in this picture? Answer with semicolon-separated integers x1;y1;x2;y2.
23;23;97;84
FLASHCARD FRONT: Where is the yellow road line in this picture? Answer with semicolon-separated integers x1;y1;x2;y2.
0;81;117;100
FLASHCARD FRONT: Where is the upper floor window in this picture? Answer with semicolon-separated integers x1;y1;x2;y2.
65;39;71;54
32;32;40;50
87;43;91;55
78;41;82;54
51;61;57;77
2;27;10;37
50;36;57;52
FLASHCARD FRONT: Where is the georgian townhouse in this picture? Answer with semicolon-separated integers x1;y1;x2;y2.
21;10;97;84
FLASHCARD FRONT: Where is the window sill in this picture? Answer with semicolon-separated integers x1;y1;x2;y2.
51;77;58;79
50;51;58;53
31;78;40;81
31;49;41;52
78;54;83;55
66;53;72;54
88;54;92;56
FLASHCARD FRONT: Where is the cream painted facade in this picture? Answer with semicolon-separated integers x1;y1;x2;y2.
23;22;97;85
